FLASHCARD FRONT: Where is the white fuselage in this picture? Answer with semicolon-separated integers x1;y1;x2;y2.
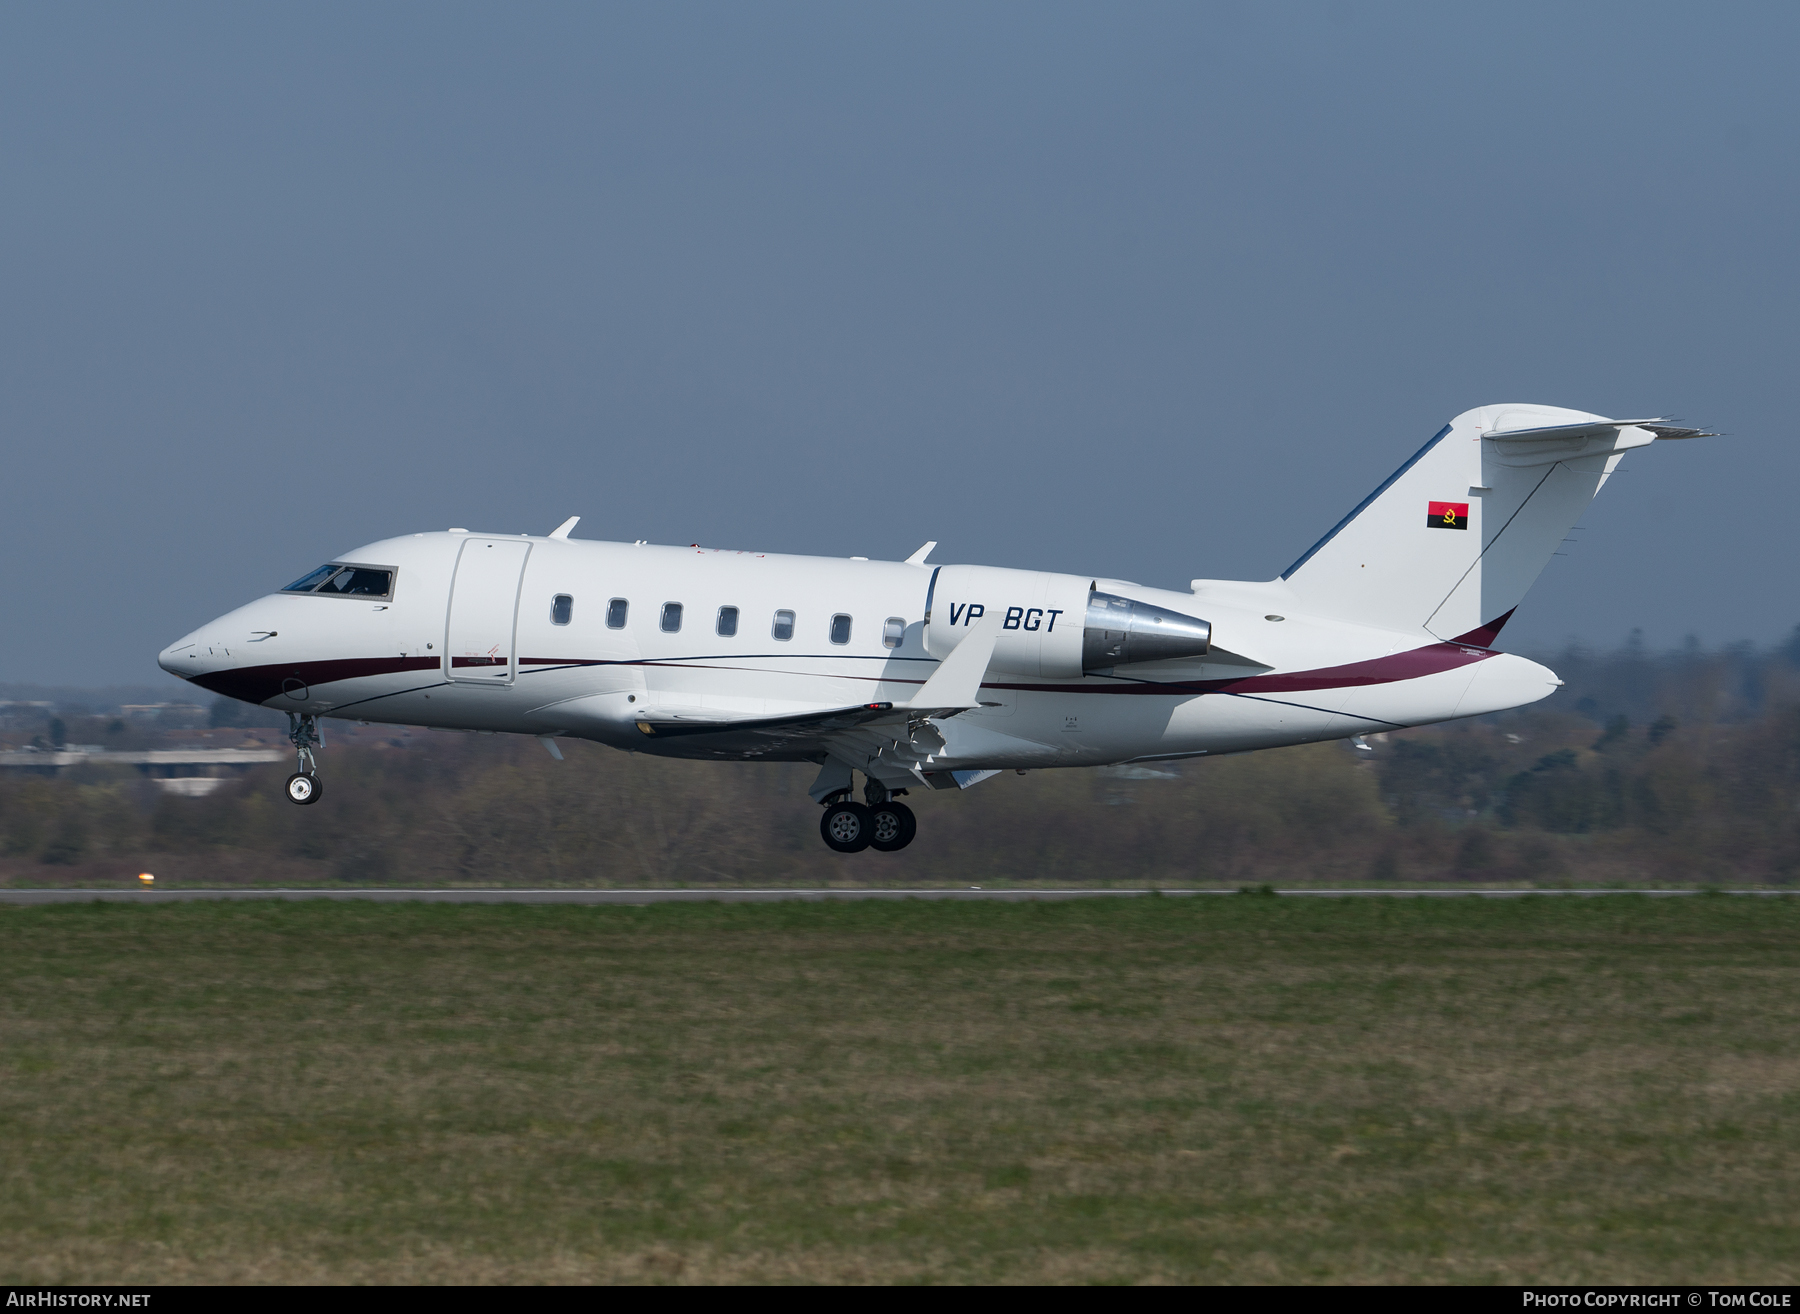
158;530;1559;775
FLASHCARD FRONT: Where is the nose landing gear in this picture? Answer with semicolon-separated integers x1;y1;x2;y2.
285;712;324;806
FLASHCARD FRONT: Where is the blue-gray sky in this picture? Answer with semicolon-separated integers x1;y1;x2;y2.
3;3;1794;685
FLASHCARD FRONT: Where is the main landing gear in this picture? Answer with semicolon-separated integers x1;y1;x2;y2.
819;778;917;854
285;712;324;806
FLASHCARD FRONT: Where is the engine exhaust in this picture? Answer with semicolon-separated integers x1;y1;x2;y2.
1082;591;1211;670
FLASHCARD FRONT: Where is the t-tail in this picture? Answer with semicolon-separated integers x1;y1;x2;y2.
1279;403;1713;644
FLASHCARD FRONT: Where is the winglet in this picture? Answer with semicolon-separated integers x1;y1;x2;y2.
548;516;580;540
906;613;1000;710
904;541;938;566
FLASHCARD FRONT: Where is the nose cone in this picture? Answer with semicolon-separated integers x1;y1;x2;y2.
159;622;233;683
159;633;204;679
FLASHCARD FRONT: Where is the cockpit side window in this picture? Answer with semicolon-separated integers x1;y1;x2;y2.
281;564;396;599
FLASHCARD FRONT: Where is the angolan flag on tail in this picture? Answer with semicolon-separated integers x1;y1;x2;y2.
1427;501;1469;530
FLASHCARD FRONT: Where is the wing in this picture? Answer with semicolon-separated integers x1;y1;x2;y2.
627;700;982;758
624;614;1006;758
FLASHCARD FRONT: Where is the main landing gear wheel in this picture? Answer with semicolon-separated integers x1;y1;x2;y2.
869;802;916;853
285;772;323;805
820;801;873;853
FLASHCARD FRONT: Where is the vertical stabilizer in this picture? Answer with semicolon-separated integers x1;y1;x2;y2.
1280;404;1700;641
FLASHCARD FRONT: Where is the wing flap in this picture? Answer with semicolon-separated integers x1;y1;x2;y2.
630;701;902;739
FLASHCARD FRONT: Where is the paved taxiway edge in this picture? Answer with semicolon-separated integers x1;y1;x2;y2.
0;888;1796;904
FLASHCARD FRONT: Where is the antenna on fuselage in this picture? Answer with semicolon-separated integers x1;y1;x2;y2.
548;516;580;540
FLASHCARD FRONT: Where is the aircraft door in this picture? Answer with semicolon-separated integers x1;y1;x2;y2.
445;538;532;685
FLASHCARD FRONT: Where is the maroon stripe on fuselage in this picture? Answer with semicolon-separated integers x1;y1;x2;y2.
983;641;1496;696
188;656;440;705
187;641;1497;707
1449;609;1516;649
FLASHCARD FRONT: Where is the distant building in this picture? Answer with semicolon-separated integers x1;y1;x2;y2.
0;746;285;795
118;703;206;719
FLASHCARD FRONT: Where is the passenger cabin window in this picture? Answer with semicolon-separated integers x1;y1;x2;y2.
830;614;853;645
551;594;573;626
883;617;905;649
281;564;394;599
716;606;739;637
661;602;683;633
606;599;628;629
772;609;795;641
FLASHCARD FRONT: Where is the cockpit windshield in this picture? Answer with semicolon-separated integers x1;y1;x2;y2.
281;564;395;599
282;565;340;592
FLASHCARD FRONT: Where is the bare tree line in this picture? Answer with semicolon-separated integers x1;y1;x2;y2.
4;631;1799;886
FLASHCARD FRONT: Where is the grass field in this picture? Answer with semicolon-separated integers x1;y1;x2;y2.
2;896;1798;1284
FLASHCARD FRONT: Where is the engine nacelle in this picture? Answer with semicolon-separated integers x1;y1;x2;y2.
925;565;1090;677
925;565;1211;679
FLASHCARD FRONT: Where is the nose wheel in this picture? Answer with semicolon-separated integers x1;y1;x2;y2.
285;712;324;806
285;772;323;805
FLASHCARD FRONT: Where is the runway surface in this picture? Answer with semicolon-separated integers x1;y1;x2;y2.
0;887;1792;904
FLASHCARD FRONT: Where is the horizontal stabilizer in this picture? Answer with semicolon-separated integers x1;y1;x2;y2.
1486;418;1716;442
1483;414;1714;469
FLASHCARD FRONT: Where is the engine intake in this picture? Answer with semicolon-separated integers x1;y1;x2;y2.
1082;591;1211;670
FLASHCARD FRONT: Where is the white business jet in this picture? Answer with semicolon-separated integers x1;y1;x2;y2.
159;403;1709;853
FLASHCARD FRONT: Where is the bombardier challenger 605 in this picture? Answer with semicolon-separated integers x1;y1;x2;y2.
160;404;1709;852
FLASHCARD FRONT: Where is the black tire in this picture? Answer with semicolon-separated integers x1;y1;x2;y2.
285;772;323;805
819;801;873;853
868;801;917;852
